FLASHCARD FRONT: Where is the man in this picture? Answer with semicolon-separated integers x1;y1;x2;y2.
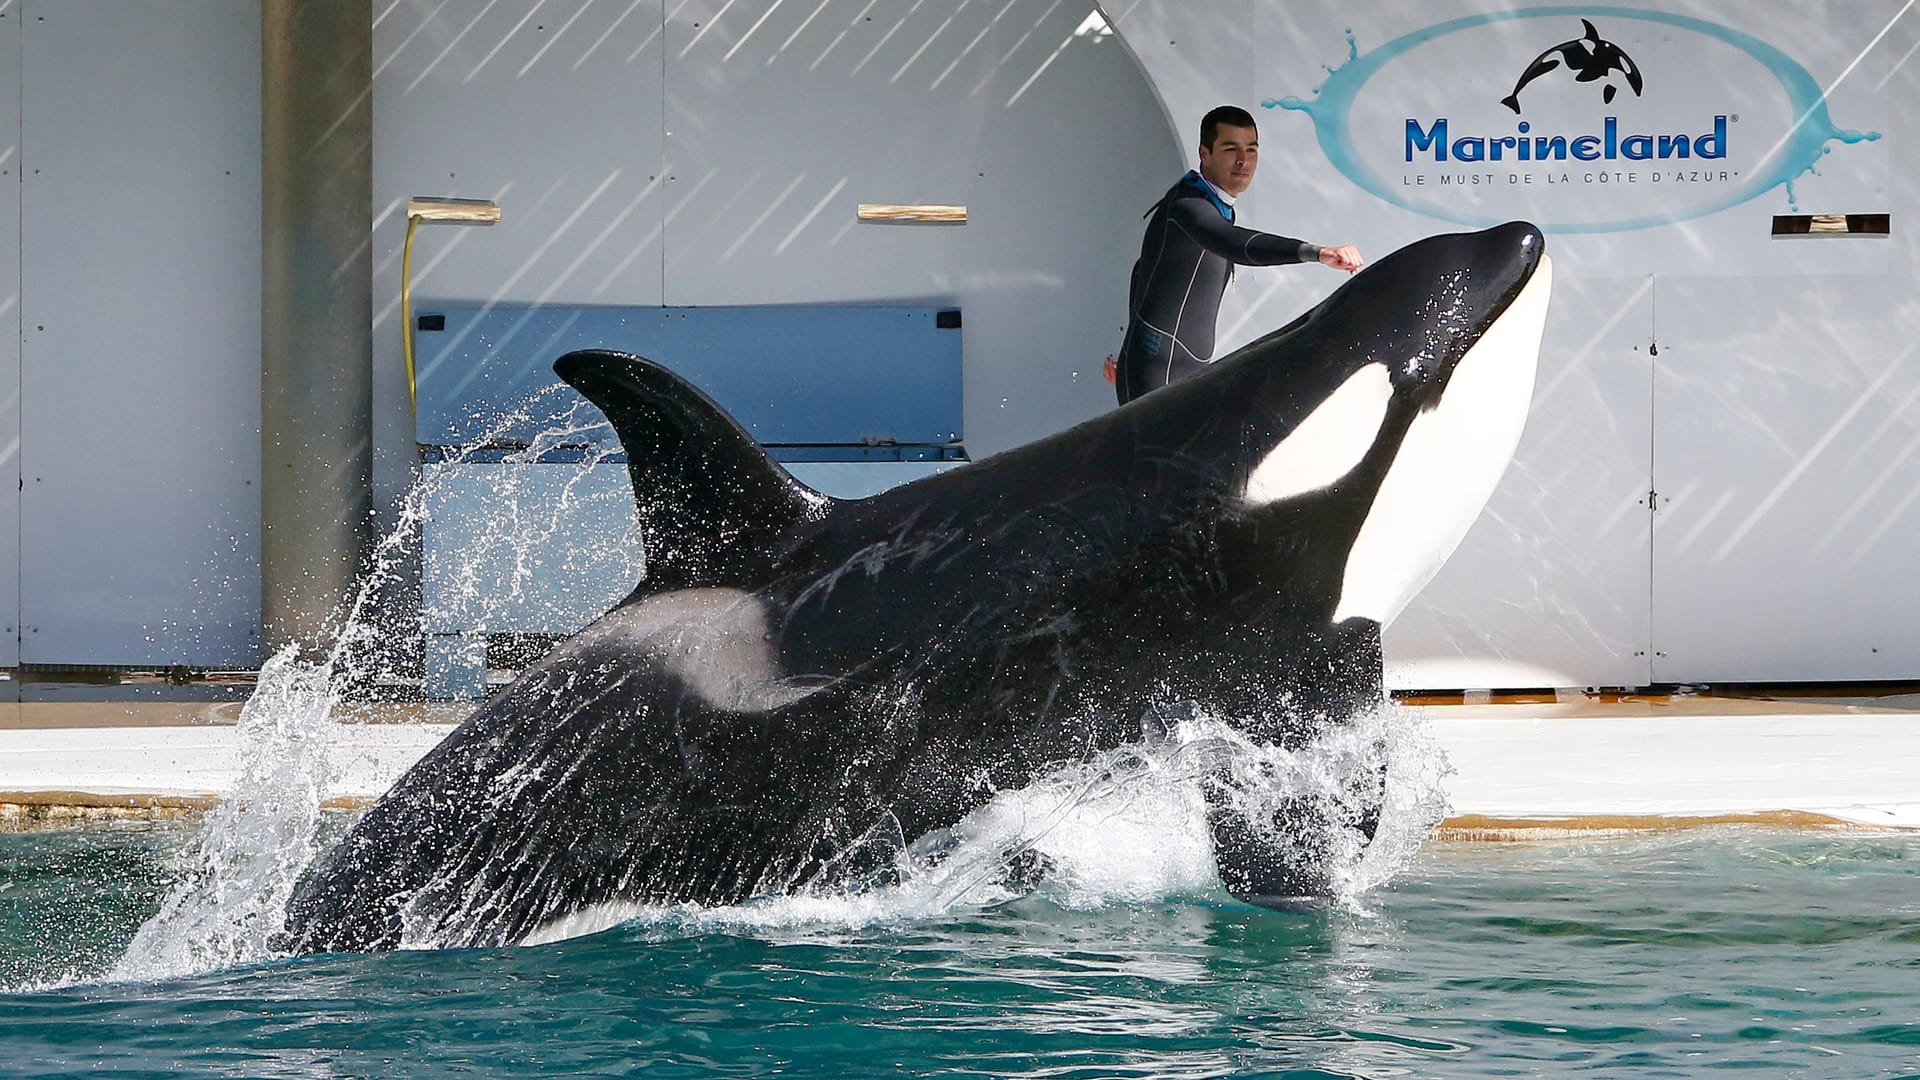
1110;105;1364;405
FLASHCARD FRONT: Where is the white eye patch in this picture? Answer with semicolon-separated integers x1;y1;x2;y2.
1241;363;1394;507
1335;254;1551;626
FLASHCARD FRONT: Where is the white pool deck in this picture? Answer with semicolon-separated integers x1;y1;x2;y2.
3;692;1917;835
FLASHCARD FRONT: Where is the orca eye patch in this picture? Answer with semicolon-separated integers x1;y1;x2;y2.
1241;363;1393;506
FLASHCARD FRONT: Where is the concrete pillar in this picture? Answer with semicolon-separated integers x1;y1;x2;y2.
260;0;374;656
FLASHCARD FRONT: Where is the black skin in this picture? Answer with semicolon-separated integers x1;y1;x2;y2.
277;222;1545;954
1501;19;1644;114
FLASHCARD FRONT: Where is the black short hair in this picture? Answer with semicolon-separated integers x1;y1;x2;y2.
1200;105;1257;148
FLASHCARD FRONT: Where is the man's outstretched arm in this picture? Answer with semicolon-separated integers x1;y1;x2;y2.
1167;199;1363;272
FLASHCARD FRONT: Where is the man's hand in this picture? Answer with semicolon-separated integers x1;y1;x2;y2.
1103;354;1117;384
1318;245;1365;273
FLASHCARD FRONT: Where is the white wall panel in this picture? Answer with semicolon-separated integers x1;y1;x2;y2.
371;0;669;520
1651;275;1920;682
18;1;260;667
661;0;1173;458
1647;4;1919;683
0;9;19;668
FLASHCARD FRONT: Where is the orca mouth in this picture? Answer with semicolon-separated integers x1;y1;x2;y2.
1446;245;1552;412
1417;222;1547;401
1330;229;1552;627
1260;220;1546;405
1481;223;1546;323
1238;222;1547;514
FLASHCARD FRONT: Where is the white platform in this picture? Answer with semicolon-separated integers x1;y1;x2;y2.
1436;699;1920;829
3;696;1916;831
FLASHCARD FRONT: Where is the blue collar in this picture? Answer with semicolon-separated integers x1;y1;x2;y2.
1179;170;1234;221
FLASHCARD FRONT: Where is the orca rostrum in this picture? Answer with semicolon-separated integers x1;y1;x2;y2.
279;221;1551;952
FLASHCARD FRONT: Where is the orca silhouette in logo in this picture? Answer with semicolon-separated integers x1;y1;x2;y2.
275;222;1552;954
1502;18;1644;114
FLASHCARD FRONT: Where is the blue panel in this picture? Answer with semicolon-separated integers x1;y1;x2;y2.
413;305;963;452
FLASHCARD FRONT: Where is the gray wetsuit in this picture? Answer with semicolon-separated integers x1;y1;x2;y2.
1116;171;1321;404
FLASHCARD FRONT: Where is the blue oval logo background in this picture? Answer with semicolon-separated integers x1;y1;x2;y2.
1263;6;1879;233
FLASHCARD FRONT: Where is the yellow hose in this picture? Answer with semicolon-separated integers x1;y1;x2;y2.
401;214;421;424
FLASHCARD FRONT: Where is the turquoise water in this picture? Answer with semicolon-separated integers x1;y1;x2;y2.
3;824;1916;1077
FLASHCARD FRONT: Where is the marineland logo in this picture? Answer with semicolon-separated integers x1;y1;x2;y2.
1501;19;1643;114
1405;115;1726;164
1264;8;1880;234
1406;17;1719;166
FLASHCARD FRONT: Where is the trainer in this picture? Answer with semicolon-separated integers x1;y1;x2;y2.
1111;105;1364;405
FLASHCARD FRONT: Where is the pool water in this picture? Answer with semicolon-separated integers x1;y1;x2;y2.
3;824;1916;1078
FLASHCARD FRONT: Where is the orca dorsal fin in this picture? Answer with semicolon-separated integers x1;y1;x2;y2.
1580;18;1601;42
555;349;834;593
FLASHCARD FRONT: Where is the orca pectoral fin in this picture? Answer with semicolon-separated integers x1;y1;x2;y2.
1504;56;1560;112
1208;790;1331;908
555;349;836;593
1205;775;1384;910
1203;619;1387;909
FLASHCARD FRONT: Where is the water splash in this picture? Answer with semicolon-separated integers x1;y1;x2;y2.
110;385;1450;971
518;703;1450;948
110;389;627;982
110;649;340;980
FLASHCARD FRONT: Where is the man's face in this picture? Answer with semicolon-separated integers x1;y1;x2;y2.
1197;123;1258;196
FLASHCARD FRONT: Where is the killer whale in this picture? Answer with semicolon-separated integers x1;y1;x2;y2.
1501;18;1644;114
277;221;1551;953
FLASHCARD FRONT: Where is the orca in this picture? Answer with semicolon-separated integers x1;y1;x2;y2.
1501;18;1644;114
277;221;1551;953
